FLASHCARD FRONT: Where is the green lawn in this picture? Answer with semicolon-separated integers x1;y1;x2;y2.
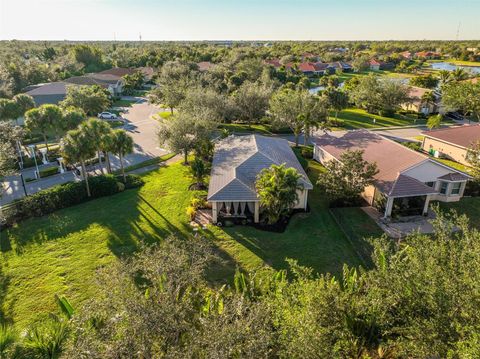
111;99;138;108
218;123;292;135
332;108;425;129
439;197;480;229
1;158;381;329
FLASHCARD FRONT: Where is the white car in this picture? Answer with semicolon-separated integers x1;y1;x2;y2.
97;112;117;119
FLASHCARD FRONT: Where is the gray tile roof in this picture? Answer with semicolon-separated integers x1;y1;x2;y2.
389;174;438;197
207;134;313;201
438;172;470;181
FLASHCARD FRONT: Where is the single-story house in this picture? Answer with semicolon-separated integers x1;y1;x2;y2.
328;61;353;73
422;124;480;165
24;81;72;106
312;130;470;218
369;59;395;71
207;134;313;224
85;73;124;95
399;51;413;60
415;51;441;59
402;86;437;115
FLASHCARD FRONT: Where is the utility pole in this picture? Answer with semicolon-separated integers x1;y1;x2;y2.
455;21;461;41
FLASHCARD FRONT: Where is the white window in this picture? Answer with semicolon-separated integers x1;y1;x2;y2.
451;182;462;195
439;181;448;195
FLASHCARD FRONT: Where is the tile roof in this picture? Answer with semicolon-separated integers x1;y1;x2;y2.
312;130;429;195
25;82;69;96
64;76;109;88
438;172;470;181
98;67;136;77
86;73;122;84
422;125;480;149
389;174;438;197
197;61;214;71
207;135;313;201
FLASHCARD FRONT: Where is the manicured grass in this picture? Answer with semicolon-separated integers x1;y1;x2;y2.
329;207;384;267
218;123;293;135
448;60;480;67
1;161;200;329
1;156;380;329
432;158;472;174
116;153;176;173
439;197;480;229
208;159;375;277
332;108;425;129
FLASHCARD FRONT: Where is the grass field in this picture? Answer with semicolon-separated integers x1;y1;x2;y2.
218;123;292;135
1;158;380;330
439;197;480;229
332;108;425;129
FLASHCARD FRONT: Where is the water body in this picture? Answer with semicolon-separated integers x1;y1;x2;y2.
430;62;480;75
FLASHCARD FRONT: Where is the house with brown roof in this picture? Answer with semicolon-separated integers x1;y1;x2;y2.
402;86;437;115
196;61;215;72
24;82;74;106
422;125;480;165
313;130;470;218
415;51;441;59
369;59;394;71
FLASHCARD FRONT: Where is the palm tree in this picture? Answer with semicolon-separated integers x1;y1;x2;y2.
190;157;207;189
255;164;301;224
61;129;96;197
25;107;50;152
451;68;468;82
80;119;113;174
437;70;452;87
110;129;134;182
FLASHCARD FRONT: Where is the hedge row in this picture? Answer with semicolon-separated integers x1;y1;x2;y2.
1;174;144;228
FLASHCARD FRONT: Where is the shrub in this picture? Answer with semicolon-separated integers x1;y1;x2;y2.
89;175;122;197
39;166;59;178
1;174;142;228
186;206;197;221
22;156;42;169
117;174;145;189
401;141;421;152
301;147;313;159
190;197;207;210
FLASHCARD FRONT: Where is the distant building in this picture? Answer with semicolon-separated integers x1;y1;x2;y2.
415;51;441;60
196;61;215;72
369;59;394;71
402;86;437;115
399;51;413;60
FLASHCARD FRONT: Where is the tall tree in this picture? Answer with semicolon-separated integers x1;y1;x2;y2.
233;81;272;125
270;88;328;146
40;104;64;140
322;87;349;121
60;85;111;115
25;107;51;151
317;149;378;205
109;129;134;182
442;81;480;122
61;129;96;197
158;110;216;165
255;164;302;224
80;118;113;173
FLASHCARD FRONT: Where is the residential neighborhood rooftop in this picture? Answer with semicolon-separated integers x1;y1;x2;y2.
207;134;313;201
422;124;480;149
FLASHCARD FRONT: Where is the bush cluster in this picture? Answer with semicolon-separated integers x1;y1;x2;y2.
1;174;144;228
39;166;59;178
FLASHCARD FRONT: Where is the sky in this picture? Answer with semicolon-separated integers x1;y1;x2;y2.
0;0;479;41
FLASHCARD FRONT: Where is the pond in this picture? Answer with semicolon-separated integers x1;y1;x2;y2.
430;62;480;75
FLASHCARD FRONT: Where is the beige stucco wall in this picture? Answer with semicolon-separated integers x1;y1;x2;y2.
422;137;469;165
293;189;309;209
361;185;376;205
313;145;336;164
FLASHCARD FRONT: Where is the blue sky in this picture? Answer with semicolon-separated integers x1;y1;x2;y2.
0;0;478;40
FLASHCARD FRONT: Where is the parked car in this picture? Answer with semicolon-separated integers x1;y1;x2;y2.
97;112;117;119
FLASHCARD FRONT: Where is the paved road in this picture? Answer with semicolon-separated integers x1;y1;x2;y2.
1;100;169;205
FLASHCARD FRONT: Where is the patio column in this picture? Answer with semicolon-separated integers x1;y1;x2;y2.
384;197;394;218
422;195;430;216
212;202;218;223
254;202;260;223
459;182;467;197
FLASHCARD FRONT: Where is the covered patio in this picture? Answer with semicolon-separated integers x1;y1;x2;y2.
211;201;260;223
